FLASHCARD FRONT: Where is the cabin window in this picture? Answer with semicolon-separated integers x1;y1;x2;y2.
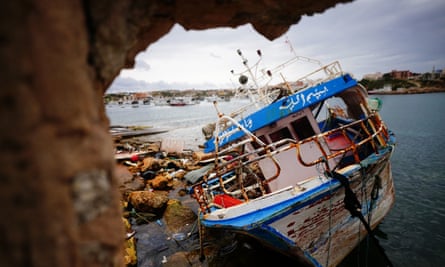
291;117;315;140
269;127;292;143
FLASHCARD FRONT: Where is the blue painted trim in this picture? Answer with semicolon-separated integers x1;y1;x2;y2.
304;251;324;267
201;148;393;266
204;74;357;152
201;179;340;229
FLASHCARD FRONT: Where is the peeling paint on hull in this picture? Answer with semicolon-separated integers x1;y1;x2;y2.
201;154;395;267
269;162;394;266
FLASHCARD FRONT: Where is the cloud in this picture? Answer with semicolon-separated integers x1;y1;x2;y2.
107;76;153;93
134;60;151;71
108;0;445;91
107;75;228;93
286;0;445;75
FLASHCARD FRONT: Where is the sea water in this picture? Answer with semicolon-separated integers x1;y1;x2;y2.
106;93;445;266
374;93;445;267
106;100;253;150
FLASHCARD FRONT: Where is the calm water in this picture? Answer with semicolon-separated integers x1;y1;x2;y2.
106;93;445;266
374;93;445;267
106;100;253;150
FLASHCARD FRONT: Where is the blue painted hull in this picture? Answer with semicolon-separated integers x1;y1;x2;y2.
200;145;395;266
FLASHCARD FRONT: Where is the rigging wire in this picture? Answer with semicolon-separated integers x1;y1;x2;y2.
317;160;333;267
326;174;334;267
328;170;394;267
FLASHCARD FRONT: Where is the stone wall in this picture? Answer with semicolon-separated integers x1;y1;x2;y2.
0;0;351;266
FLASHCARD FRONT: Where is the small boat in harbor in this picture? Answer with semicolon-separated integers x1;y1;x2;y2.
168;98;188;106
190;49;396;266
168;97;199;106
131;100;139;108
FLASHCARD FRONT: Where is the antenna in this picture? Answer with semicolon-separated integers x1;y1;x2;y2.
231;49;265;106
285;36;297;57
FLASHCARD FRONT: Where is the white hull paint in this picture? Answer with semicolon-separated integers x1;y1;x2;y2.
201;154;394;266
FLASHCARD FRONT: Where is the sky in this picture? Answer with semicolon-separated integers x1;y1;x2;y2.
107;0;445;93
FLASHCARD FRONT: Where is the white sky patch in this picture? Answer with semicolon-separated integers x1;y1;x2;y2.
107;0;445;93
134;59;151;71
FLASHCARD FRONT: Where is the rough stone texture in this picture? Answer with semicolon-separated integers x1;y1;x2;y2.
0;0;352;266
148;172;173;190
141;157;162;172
115;164;146;198
164;252;194;267
128;191;169;214
164;199;197;233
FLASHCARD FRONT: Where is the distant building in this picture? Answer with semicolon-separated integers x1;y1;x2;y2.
133;92;151;100
363;72;383;80
422;67;444;80
390;70;412;79
434;69;443;79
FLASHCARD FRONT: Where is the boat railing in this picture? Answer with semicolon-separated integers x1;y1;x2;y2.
193;114;282;213
291;114;389;169
289;61;344;92
211;113;389;187
224;61;345;121
192;113;389;214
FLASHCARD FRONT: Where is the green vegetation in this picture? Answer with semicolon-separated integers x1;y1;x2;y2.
360;78;418;91
419;79;445;88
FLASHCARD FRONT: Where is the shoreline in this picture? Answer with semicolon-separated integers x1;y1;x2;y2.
368;87;445;95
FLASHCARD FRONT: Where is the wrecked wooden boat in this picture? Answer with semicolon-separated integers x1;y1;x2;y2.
110;125;169;138
191;49;396;266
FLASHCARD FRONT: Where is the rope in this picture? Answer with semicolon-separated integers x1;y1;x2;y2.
326;176;334;267
359;168;370;267
317;160;333;267
328;170;394;267
198;211;206;262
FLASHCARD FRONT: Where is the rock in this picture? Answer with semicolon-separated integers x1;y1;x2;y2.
140;170;156;180
128;191;169;214
121;176;146;200
172;169;186;180
115;163;134;184
161;159;183;170
164;199;197;233
141;157;161;172
148;173;173;190
115;164;145;199
163;252;192;267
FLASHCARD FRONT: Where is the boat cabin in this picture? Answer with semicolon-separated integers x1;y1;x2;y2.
239;85;378;193
197;71;389;210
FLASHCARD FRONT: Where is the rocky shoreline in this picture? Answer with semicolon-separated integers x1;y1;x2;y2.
115;137;244;267
368;86;445;95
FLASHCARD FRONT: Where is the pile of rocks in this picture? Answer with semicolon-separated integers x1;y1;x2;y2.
115;139;230;267
114;137;296;267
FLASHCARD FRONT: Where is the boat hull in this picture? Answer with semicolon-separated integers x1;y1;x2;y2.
201;151;395;267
